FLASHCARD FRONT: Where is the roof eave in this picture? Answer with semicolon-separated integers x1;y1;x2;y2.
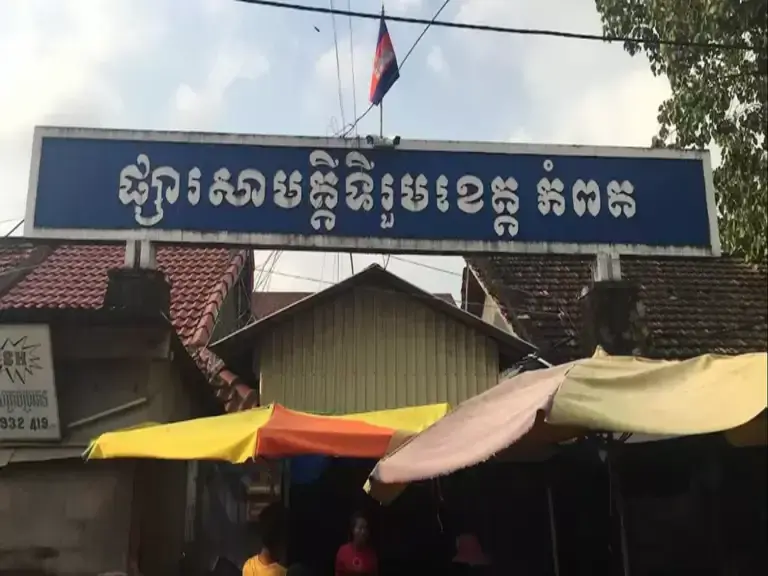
211;264;538;362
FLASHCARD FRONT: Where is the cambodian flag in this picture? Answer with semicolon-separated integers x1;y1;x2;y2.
369;7;400;106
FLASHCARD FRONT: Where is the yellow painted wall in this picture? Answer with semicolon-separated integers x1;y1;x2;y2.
259;287;500;413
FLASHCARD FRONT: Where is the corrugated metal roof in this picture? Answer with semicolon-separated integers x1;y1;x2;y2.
252;290;456;318
212;264;537;362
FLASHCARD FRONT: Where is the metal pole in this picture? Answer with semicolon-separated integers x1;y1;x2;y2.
379;2;385;139
547;485;561;576
607;437;631;576
616;477;631;576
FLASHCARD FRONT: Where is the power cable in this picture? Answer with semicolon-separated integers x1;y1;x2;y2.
329;0;347;129
382;254;578;334
253;255;564;320
252;262;766;346
3;219;23;237
234;0;764;53
335;0;453;137
251;264;564;318
346;0;359;137
264;250;283;291
387;254;462;277
335;252;340;281
318;253;327;290
0;248;763;353
342;0;359;279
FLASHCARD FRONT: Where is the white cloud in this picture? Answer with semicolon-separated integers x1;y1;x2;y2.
550;69;671;146
0;0;144;138
426;45;449;76
312;36;374;134
389;0;423;12
170;43;270;129
457;0;670;147
508;127;536;143
0;0;164;229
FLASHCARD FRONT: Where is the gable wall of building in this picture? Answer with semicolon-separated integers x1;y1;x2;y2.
259;287;500;413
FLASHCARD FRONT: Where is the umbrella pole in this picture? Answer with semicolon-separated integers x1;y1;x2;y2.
546;484;561;576
606;435;631;576
615;478;631;576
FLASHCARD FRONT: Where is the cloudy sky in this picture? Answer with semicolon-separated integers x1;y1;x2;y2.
0;0;671;301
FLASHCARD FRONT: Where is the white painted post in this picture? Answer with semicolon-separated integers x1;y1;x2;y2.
139;239;156;269
123;240;138;268
592;251;622;282
123;240;156;269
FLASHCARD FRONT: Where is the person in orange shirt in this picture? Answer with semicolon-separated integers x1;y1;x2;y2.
243;503;288;576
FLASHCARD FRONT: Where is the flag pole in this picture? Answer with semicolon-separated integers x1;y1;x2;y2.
379;2;385;139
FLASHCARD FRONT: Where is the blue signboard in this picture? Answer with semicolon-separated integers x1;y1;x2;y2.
25;127;720;255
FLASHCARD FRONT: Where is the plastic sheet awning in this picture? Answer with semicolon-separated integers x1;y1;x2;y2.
370;352;767;487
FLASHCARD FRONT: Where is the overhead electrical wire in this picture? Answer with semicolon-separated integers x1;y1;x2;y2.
387;254;463;277
0;251;762;348
346;0;359;137
246;263;768;343
335;253;340;282
234;0;764;53
329;0;347;129
3;219;23;237
249;263;566;318
239;0;763;138
339;1;359;275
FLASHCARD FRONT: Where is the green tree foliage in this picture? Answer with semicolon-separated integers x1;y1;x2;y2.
594;0;767;262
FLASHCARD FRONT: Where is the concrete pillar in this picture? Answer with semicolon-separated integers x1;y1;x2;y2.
580;253;648;356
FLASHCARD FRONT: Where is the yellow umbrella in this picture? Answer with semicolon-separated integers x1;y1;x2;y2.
85;402;449;463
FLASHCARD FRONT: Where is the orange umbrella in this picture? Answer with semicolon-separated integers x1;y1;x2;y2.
258;404;408;458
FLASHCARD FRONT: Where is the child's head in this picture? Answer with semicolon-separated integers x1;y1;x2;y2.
258;502;287;555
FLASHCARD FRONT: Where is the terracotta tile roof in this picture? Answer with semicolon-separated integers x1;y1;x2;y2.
252;290;456;318
467;255;768;363
0;244;34;275
0;242;242;343
0;239;257;411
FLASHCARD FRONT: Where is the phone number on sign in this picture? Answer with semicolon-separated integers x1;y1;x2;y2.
0;416;49;431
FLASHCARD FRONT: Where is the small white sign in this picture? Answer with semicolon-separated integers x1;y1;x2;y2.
0;324;61;441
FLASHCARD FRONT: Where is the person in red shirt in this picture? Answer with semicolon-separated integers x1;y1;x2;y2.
335;512;378;576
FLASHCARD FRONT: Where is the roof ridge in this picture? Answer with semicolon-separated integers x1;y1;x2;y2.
195;347;259;412
188;249;250;348
468;254;767;363
212;265;536;359
0;245;55;300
